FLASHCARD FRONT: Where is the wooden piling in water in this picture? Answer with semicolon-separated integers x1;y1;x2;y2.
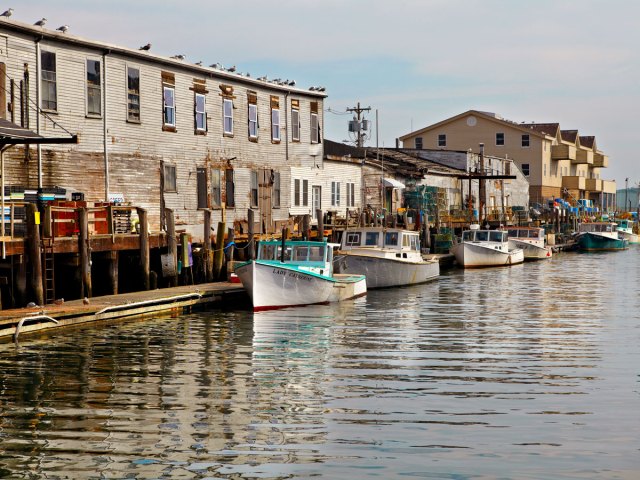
137;207;150;291
26;203;44;306
165;208;178;287
302;214;310;240
316;209;324;240
106;250;118;295
226;227;235;278
78;207;92;298
203;209;213;282
248;209;255;260
213;222;226;280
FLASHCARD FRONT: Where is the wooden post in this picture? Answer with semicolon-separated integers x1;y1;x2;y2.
43;204;52;238
373;208;379;227
203;209;213;282
403;210;408;228
280;227;288;262
248;209;255;260
15;254;27;307
137;207;150;291
316;209;324;240
213;222;226;280
360;211;366;227
302;214;310;240
226;227;235;279
78;207;92;298
26;203;44;306
392;212;397;228
180;232;191;285
106;250;118;295
165;208;178;287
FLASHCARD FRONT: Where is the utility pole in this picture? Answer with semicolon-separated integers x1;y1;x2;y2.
625;177;629;212
347;102;371;148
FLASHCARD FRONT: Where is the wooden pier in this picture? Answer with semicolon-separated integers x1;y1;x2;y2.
0;281;247;342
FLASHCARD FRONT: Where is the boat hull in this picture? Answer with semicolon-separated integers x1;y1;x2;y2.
576;233;628;251
335;253;439;288
452;242;524;268
618;231;639;244
508;239;553;260
235;261;367;311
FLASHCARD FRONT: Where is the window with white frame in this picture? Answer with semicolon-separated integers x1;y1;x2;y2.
310;101;320;144
127;66;140;122
211;169;221;207
273;172;281;208
163;86;175;127
438;134;446;147
496;132;505;146
248;92;257;139
251;171;259;208
223;98;233;135
86;59;101;116
346;182;356;207
331;181;340;207
415;137;423;149
271;107;281;142
294;179;300;206
291;100;300;141
195;93;206;131
271;96;281;142
303;179;309;207
41;50;57;111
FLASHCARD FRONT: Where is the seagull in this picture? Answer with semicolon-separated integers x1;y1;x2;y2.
288;80;296;86
0;8;13;18
171;54;185;60
195;60;202;66
317;87;326;92
56;25;69;33
34;17;46;27
139;43;151;51
257;76;267;81
227;65;236;72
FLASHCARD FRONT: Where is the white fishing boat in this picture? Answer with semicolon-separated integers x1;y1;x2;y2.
616;219;639;244
451;226;524;268
334;227;439;288
503;226;552;260
235;239;366;311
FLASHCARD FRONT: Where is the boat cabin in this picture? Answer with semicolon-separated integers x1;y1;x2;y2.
257;240;335;276
461;230;508;244
578;222;616;233
341;228;421;253
505;227;545;240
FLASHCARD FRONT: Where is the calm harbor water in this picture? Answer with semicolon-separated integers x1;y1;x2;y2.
1;250;640;479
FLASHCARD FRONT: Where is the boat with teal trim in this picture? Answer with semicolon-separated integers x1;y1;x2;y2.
235;239;367;311
576;222;628;251
616;219;639;244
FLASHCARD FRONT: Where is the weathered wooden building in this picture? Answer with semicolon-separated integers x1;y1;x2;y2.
0;18;326;240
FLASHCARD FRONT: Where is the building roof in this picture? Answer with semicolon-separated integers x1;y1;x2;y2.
398;109;553;141
521;122;560;137
0;18;325;98
561;130;579;143
0;118;77;145
580;136;596;149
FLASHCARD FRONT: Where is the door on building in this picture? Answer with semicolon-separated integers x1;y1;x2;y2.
312;186;321;218
259;169;273;233
196;168;208;209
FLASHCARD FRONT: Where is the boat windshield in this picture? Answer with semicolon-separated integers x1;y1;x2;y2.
345;232;361;246
489;231;505;242
462;231;475;241
402;233;420;251
365;232;380;246
257;243;325;263
385;232;399;246
475;231;489;242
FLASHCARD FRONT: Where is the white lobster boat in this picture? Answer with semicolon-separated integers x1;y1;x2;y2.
235;239;366;311
503;226;552;260
616;219;639;244
452;227;524;268
334;227;439;289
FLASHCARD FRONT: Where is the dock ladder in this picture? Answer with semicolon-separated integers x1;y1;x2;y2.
42;238;55;305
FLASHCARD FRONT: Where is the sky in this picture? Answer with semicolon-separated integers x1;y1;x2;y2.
11;0;640;187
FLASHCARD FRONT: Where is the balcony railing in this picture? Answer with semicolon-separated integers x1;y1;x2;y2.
574;148;594;164
585;178;602;192
593;152;609;168
562;176;586;190
552;144;576;161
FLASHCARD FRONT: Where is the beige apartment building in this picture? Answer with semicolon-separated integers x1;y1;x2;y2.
399;110;616;210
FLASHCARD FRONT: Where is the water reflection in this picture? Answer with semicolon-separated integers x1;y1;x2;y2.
0;250;640;478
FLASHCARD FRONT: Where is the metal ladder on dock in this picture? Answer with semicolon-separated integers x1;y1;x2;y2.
42;238;55;305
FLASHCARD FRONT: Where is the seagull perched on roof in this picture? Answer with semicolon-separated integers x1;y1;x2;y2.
195;60;202;66
34;17;46;27
170;54;185;60
227;65;236;72
56;25;69;33
1;8;13;18
139;43;151;51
